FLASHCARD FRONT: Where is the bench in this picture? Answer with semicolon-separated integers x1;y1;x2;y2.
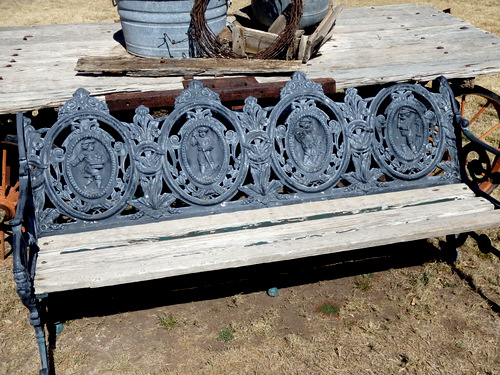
12;72;500;374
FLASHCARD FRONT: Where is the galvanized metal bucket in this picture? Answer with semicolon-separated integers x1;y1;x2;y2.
251;0;329;29
117;0;228;58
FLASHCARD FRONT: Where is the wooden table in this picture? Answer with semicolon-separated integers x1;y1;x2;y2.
1;3;500;115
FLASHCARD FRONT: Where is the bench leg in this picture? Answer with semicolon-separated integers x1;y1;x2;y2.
13;271;50;374
445;232;499;263
34;323;50;375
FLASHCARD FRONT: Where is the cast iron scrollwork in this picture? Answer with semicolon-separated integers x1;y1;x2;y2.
127;105;177;219
339;87;383;192
460;127;500;206
26;89;137;232
269;72;348;193
461;141;494;184
369;84;452;180
161;80;248;205
238;96;285;204
20;75;464;234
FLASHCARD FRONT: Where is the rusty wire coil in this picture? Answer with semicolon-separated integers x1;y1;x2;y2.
190;0;303;59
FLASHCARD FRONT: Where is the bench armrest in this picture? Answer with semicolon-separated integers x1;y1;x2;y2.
12;112;41;326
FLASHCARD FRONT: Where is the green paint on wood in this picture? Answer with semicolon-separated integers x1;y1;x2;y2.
57;197;458;254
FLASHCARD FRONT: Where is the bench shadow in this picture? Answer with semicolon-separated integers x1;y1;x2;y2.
47;239;441;323
44;237;500;374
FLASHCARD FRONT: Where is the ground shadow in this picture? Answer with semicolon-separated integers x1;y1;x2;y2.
47;239;441;323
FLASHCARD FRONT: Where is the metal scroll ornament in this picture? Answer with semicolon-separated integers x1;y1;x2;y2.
238;96;284;204
30;89;136;225
370;85;446;180
269;72;348;192
161;80;247;205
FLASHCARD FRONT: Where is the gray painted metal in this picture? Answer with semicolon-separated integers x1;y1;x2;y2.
251;0;330;28
12;73;472;375
18;73;463;238
117;0;228;58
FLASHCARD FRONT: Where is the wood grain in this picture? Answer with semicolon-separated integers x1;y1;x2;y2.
75;56;300;76
1;4;500;114
34;184;500;294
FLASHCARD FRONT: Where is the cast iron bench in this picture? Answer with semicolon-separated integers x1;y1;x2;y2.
12;72;500;374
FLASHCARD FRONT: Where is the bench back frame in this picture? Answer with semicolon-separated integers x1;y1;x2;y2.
17;73;462;237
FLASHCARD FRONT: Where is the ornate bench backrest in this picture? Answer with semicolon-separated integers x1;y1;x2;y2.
18;73;461;237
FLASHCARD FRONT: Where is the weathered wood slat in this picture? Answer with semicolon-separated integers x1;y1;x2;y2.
303;1;344;62
231;25;246;56
38;183;474;253
75;56;301;76
331;24;497;43
239;27;279;55
299;56;500;89
34;187;500;294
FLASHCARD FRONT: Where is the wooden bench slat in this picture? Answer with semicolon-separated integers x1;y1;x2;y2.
38;183;474;254
34;185;498;294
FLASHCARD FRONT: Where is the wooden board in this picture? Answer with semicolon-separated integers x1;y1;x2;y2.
76;56;301;76
1;4;500;114
34;184;500;294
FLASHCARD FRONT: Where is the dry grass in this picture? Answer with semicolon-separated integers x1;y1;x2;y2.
0;0;118;26
2;241;500;374
1;1;500;374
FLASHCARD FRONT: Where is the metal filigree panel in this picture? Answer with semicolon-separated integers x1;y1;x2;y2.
26;89;137;231
160;80;248;205
338;87;383;192
369;84;447;180
19;74;462;236
269;72;349;192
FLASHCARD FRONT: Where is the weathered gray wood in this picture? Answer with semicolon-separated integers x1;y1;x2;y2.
268;14;287;34
303;1;344;62
297;34;308;62
238;27;280;55
76;55;301;76
231;25;246;56
1;4;500;114
33;184;500;294
38;183;474;253
286;30;304;60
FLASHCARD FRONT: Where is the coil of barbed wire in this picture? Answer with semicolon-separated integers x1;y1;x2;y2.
189;0;304;59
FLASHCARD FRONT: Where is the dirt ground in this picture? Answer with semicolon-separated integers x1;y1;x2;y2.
1;236;500;374
1;1;500;374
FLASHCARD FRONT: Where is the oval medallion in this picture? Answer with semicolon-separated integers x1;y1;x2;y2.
181;123;228;185
287;115;329;173
64;134;116;199
386;105;427;162
370;85;446;180
161;107;247;206
269;99;348;193
42;115;136;221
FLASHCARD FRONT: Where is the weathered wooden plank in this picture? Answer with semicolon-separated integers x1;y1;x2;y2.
0;22;121;46
238;27;279;55
301;56;500;89
231;25;246;56
75;55;301;76
315;43;500;70
34;192;500;294
38;184;474;253
303;1;344;62
268;14;287;34
1;5;500;114
297;34;308;62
